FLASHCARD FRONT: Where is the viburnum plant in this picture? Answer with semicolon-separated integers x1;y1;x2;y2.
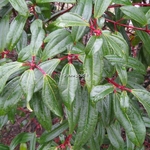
1;0;150;149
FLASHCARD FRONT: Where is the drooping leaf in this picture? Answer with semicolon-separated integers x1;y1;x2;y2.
55;12;89;27
65;84;81;133
74;88;98;149
39;121;68;144
0;15;9;52
8;0;29;16
113;93;146;146
120;6;147;26
132;89;150;117
42;75;63;118
31;92;52;131
59;63;78;110
34;59;60;92
42;29;73;60
94;0;112;18
0;62;22;93
71;0;92;41
30;19;45;56
20;69;35;103
36;0;76;3
6;15;27;50
90;84;114;103
84;36;104;91
106;123;124;150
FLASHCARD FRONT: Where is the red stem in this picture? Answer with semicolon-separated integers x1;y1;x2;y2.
36;65;47;75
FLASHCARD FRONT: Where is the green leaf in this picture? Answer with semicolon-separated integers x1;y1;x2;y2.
132;89;150;117
112;0;131;5
65;84;81;133
126;134;135;150
20;69;35;102
0;77;23;115
0;15;9;52
120;91;129;112
10;133;36;150
59;63;78;110
8;0;29;16
90;84;114;103
84;36;104;90
94;0;112;18
0;62;22;93
71;0;92;41
55;12;89;27
39;121;68;144
42;75;63;118
106;123;124;150
31;92;52;131
116;64;127;86
30;19;45;56
0;144;9;150
34;59;60;92
19;143;27;150
42;29;73;60
113;93;146;146
74;88;98;149
36;0;76;3
120;6;147;26
6;15;27;50
0;0;9;9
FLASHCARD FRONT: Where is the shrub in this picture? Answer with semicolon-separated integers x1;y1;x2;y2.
0;0;150;149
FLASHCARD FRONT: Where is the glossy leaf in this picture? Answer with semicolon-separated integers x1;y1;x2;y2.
120;91;129;112
8;0;29;16
112;0;131;5
20;69;35;103
65;85;81;133
116;64;127;86
74;88;98;149
84;36;104;90
0;0;9;9
106;123;124;150
59;63;78;110
34;59;60;92
120;6;147;26
6;15;27;50
55;12;89;27
0;15;9;52
42;29;73;60
113;93;146;146
39;121;68;144
71;0;92;41
30;19;45;56
90;84;114;103
0;77;23;115
94;0;112;18
31;92;52;131
132;89;150;117
0;62;22;93
42;75;63;118
36;0;76;3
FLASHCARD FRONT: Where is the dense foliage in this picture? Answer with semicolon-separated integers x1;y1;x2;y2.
0;0;150;149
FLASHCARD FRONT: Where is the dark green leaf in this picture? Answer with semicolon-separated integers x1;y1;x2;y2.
0;0;9;9
55;12;89;27
8;0;29;16
132;89;150;117
0;15;9;52
74;88;98;149
30;19;45;56
113;93;146;146
42;75;63;118
71;0;92;41
94;0;112;18
112;0;131;5
126;134;135;150
0;115;8;128
59;63;78;110
0;144;9;150
120;6;147;26
42;29;73;60
36;0;76;3
39;121;68;144
6;15;27;50
31;92;52;131
90;84;114;103
0;62;22;93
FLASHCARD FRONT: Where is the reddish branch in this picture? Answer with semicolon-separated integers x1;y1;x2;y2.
106;78;132;92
